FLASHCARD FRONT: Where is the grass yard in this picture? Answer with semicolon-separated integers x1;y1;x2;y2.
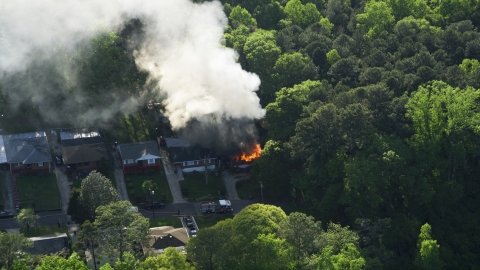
125;171;173;204
149;217;183;228
236;178;261;200
194;214;234;229
180;171;226;201
16;174;61;211
20;225;68;237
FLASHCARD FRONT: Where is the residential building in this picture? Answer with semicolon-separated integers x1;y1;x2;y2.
27;233;70;255
164;138;216;173
61;136;108;172
2;131;51;174
117;141;161;173
146;226;188;255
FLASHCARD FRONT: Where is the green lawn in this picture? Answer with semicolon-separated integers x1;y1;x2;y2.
20;225;68;237
236;178;261;200
179;171;226;201
125;171;173;204
149;217;183;228
194;214;234;229
16;174;61;211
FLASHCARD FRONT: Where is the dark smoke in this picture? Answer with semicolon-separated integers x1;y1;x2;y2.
177;117;259;156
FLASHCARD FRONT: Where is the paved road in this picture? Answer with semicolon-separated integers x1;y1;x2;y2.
112;150;129;201
159;146;186;204
0;211;71;230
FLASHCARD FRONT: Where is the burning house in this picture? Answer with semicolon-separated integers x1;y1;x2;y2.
230;143;262;169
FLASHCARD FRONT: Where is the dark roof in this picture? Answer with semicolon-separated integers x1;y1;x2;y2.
118;141;160;160
27;234;69;255
168;146;215;163
164;138;190;148
3;132;51;164
61;137;108;164
149;227;188;250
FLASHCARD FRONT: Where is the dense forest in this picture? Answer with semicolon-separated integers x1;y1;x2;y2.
1;0;480;269
220;0;480;269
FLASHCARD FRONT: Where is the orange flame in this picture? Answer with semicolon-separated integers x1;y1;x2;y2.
234;144;262;162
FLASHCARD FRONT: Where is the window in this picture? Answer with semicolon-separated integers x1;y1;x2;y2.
14;162;23;167
123;159;134;164
38;162;43;167
194;160;198;165
148;159;155;164
184;161;194;166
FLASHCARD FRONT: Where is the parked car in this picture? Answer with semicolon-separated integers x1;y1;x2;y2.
189;227;197;235
0;211;14;219
55;156;63;166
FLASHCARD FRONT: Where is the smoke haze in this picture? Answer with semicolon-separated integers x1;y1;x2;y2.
0;0;265;150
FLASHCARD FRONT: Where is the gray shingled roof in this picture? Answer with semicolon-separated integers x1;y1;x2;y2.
118;141;161;161
3;132;51;164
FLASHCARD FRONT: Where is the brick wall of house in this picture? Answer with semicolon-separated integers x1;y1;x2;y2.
11;162;50;174
123;158;161;173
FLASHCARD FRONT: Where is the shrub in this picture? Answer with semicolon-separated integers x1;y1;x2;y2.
127;182;134;189
129;190;135;196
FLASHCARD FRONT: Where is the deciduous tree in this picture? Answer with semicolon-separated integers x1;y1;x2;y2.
0;232;33;269
94;201;150;261
15;208;39;231
80;170;120;221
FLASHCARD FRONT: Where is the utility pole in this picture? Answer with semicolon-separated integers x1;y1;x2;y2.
150;189;155;219
260;181;264;204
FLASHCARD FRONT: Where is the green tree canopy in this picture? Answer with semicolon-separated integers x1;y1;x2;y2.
229;5;257;28
0;232;33;270
80;170;120;221
357;1;395;39
94;201;150;261
15;208;39;230
414;223;443;270
139;247;194;270
284;0;322;28
37;253;88;270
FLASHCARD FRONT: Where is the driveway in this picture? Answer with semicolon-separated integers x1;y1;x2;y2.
47;131;71;213
53;165;70;213
222;172;250;200
159;146;186;204
112;150;129;201
0;170;14;212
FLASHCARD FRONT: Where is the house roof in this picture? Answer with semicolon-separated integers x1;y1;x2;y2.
118;141;161;161
27;233;69;255
149;226;188;251
168;146;215;163
164;138;190;148
61;137;108;164
59;128;100;140
3;132;51;164
0;135;6;163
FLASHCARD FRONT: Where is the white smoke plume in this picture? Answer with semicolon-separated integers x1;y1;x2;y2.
0;0;265;148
